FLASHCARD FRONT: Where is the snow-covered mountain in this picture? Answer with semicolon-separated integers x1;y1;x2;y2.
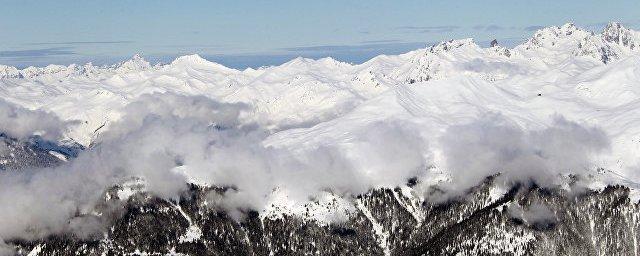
2;22;640;255
2;22;639;175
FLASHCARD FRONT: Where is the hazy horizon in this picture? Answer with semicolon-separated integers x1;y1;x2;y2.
1;0;639;69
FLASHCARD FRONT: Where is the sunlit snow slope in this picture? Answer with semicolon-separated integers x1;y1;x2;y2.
2;22;640;186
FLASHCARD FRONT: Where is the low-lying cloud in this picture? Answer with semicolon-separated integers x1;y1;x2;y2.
508;202;557;229
26;41;134;46
473;25;508;31
0;99;72;140
439;114;610;194
0;96;612;253
0;93;429;244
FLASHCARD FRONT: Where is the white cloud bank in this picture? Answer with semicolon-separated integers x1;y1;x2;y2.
0;94;611;251
438;114;610;195
0;99;72;140
0;93;430;242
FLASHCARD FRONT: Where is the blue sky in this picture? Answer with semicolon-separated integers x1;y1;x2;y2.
1;0;639;68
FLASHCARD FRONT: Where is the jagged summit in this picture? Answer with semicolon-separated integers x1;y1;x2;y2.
279;56;349;71
0;65;20;79
573;22;640;63
602;21;639;48
521;23;590;50
115;53;151;73
429;38;478;53
490;39;499;47
510;22;640;63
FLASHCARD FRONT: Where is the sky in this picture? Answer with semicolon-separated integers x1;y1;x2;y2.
1;0;639;69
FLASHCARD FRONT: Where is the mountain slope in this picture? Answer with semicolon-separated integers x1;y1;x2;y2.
7;177;640;256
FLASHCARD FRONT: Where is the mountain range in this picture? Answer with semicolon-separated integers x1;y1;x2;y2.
1;22;640;255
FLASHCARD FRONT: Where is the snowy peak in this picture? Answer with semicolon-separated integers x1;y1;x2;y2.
171;54;210;66
0;64;81;79
602;22;639;49
574;22;640;63
170;54;235;72
487;39;512;57
280;56;316;67
522;23;590;50
115;54;151;73
0;22;638;83
313;57;350;68
429;38;478;53
575;35;618;64
396;38;507;84
278;56;350;71
514;22;640;63
0;65;20;79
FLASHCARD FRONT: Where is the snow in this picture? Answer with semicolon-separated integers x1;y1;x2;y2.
2;22;640;214
394;186;425;223
356;200;390;256
454;222;535;255
262;188;356;225
174;202;203;243
26;244;42;256
487;185;508;206
48;151;67;161
115;178;146;201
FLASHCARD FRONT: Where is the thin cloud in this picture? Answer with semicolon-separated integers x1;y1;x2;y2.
396;25;459;33
473;25;506;31
359;39;402;44
524;25;545;31
0;47;75;58
156;44;229;51
26;41;134;46
281;41;428;53
485;25;506;31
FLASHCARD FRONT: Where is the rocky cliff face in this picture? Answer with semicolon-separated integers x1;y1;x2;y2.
5;171;639;256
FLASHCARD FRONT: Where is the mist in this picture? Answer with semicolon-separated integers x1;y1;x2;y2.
0;93;430;243
0;95;613;253
0;99;72;140
438;113;610;195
